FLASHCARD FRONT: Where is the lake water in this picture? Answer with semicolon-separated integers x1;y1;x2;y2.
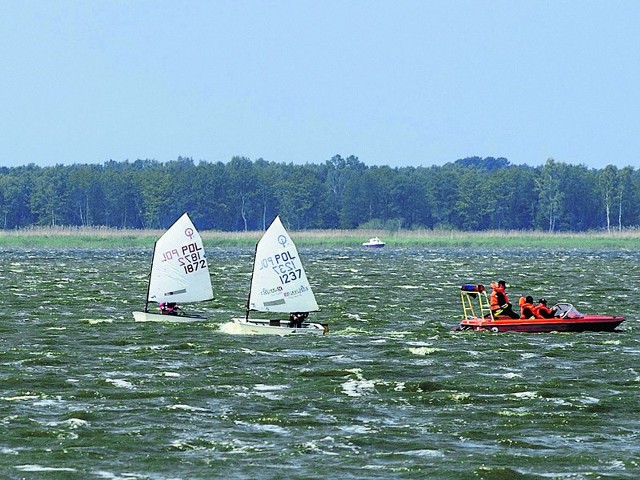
1;246;639;479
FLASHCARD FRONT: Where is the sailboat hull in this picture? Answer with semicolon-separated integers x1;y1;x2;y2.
232;318;327;335
132;311;208;323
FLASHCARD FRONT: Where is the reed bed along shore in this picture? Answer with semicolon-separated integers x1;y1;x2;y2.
1;225;640;249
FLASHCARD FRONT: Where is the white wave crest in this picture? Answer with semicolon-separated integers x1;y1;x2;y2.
409;346;443;356
341;369;377;397
168;404;208;412
16;465;77;472
105;378;134;389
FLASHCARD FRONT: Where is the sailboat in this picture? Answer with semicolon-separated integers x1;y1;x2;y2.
233;216;328;335
132;212;213;322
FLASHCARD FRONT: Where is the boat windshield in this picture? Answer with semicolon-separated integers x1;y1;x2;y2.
553;303;584;319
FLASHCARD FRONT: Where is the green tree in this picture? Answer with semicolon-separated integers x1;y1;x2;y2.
615;166;633;230
324;155;366;228
137;162;172;229
0;168;36;228
598;165;618;232
30;165;70;226
189;161;232;230
68;164;105;226
388;168;428;229
225;156;261;231
429;165;460;228
101;161;143;228
535;159;565;232
274;166;324;229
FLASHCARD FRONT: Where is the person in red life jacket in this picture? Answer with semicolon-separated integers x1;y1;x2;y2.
533;298;556;318
159;302;180;315
519;295;536;319
490;280;520;319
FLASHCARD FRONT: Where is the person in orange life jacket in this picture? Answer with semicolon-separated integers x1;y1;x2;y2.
534;298;556;318
490;280;520;319
159;302;179;315
289;312;309;328
519;295;536;319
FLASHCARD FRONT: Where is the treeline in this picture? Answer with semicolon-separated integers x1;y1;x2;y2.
0;155;638;232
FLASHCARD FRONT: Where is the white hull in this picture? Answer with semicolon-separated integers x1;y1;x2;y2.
232;317;327;335
132;311;208;323
362;237;385;248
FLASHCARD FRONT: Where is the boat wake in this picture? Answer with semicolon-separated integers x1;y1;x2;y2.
80;318;113;324
219;321;243;335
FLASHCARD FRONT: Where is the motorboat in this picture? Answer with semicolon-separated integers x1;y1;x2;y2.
451;284;625;333
362;237;385;248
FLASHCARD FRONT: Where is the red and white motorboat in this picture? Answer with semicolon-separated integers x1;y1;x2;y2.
452;284;625;333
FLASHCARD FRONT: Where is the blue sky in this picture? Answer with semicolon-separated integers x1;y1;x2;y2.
1;0;639;169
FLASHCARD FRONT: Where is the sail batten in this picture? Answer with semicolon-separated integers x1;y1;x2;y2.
248;216;319;314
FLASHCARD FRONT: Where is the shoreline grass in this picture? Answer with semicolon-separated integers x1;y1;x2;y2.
1;226;639;249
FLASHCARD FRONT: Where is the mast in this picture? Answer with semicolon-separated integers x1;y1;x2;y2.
244;241;259;321
143;239;158;313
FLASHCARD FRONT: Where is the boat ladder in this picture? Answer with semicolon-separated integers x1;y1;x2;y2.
460;284;494;320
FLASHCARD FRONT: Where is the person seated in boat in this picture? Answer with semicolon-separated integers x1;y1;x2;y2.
533;298;556;318
490;280;520;319
519;295;536;319
289;312;309;328
159;302;180;315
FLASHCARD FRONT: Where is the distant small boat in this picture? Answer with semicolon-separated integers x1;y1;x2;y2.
362;237;385;248
132;213;213;322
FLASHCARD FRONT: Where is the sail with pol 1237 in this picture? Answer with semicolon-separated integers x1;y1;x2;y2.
231;215;327;335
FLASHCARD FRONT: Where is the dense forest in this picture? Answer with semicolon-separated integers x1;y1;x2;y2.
0;155;638;232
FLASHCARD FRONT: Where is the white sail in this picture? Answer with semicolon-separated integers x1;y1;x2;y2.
147;213;213;304
248;216;319;313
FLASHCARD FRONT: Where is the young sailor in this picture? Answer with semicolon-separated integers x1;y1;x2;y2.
159;302;180;315
288;312;309;328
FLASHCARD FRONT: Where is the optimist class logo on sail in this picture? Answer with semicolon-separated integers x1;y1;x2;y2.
257;234;303;285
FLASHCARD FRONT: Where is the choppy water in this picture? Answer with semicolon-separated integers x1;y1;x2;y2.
1;246;639;479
